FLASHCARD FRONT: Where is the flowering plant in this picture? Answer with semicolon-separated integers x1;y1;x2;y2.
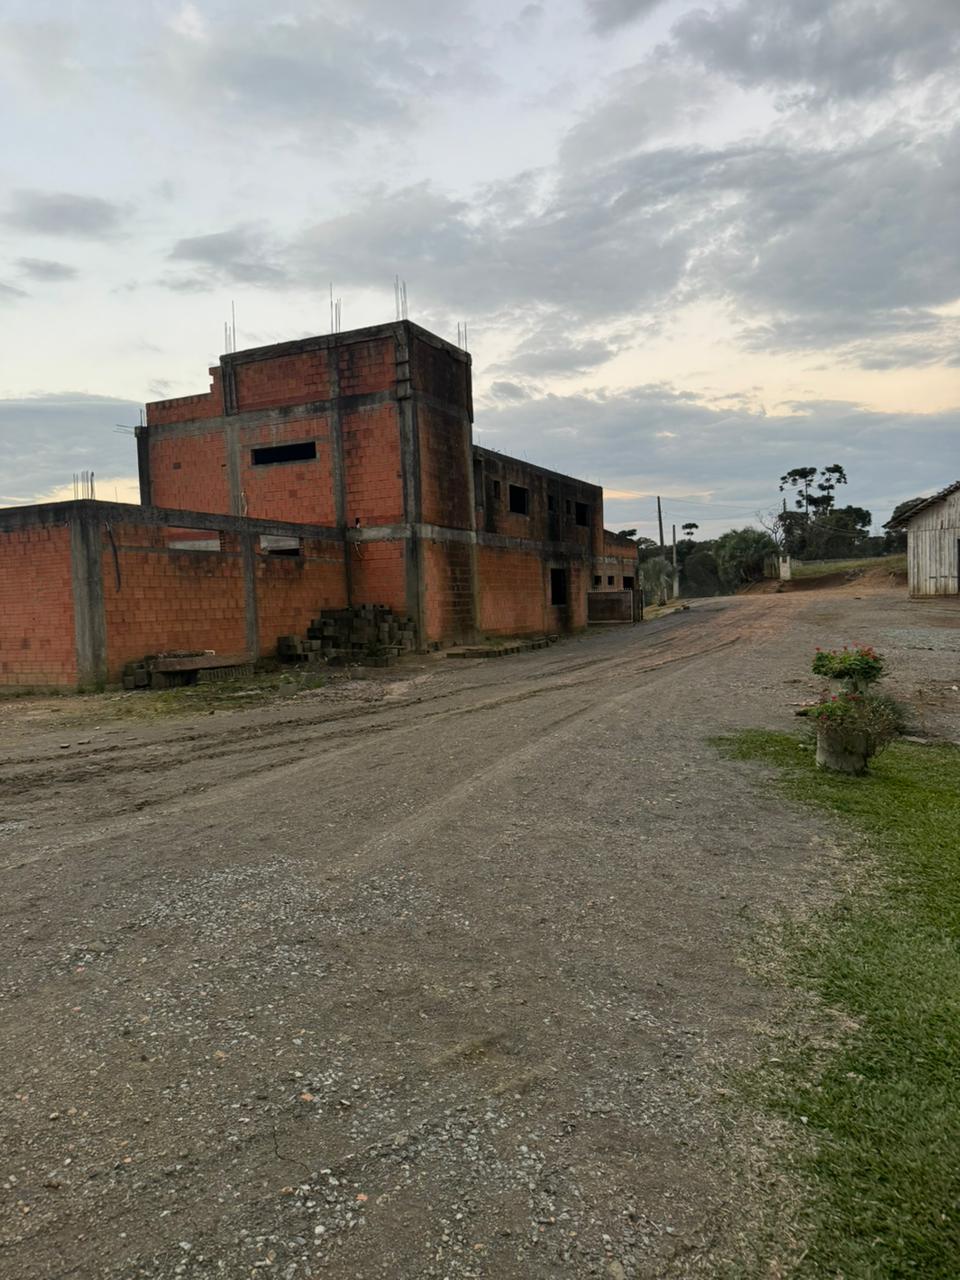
812;645;885;691
810;691;898;756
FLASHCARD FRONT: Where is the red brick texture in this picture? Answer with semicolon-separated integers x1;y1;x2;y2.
239;418;337;525
349;540;408;616
423;540;474;642
102;523;249;678
255;545;347;654
235;352;331;412
147;368;225;425
476;546;549;637
419;404;473;530
0;524;77;687
342;405;404;526
101;521;350;681
338;336;396;397
148;427;231;513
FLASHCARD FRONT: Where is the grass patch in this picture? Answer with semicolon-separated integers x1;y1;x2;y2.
719;732;960;1277
96;669;329;719
791;553;906;579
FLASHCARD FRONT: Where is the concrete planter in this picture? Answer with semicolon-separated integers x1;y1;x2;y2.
816;728;870;775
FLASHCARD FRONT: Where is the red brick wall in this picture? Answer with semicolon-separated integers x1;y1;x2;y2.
0;524;77;687
238;418;337;525
338;335;396;396
350;539;407;615
418;404;473;530
476;545;547;636
148;427;232;514
564;561;589;631
255;542;348;652
411;333;470;407
422;539;474;643
147;369;224;425
102;523;249;678
235;352;331;412
342;404;404;526
476;545;588;637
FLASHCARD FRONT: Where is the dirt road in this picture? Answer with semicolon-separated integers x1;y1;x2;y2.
1;589;957;1279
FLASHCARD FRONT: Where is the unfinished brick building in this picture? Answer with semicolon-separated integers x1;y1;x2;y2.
0;321;638;688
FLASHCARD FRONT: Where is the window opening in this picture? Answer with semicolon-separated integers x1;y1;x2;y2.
260;535;302;556
550;568;568;606
251;441;317;466
623;575;635;590
508;484;529;515
575;502;590;527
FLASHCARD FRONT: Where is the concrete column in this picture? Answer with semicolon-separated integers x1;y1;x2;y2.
70;509;108;689
240;532;260;659
395;327;426;649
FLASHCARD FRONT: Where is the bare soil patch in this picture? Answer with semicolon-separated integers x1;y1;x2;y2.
0;591;956;1278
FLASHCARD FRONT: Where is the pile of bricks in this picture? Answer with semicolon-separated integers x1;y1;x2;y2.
278;604;416;668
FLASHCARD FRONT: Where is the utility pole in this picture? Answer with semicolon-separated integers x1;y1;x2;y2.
672;524;679;599
657;496;665;552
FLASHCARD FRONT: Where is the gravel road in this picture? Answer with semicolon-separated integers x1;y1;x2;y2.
1;588;957;1280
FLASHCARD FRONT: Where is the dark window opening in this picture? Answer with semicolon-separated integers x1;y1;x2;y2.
593;575;602;587
623;575;635;590
251;440;317;466
575;501;590;527
550;568;568;606
547;494;556;512
473;458;483;507
607;575;615;586
260;535;302;556
509;484;529;515
492;479;501;500
565;499;572;515
172;461;182;471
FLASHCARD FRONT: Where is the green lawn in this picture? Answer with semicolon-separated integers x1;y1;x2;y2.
791;554;906;578
718;733;960;1278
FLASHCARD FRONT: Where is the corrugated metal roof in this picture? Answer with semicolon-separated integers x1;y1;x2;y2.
884;480;960;529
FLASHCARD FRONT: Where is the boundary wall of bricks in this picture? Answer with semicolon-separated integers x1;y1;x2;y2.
0;501;346;688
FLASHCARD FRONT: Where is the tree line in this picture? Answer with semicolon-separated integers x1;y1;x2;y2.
623;464;908;597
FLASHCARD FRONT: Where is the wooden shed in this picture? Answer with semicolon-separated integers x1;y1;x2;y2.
886;480;960;597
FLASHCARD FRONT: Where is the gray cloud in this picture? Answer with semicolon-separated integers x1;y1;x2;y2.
284;119;959;368
674;0;960;101
1;190;126;238
560;63;720;168
290;176;691;322
497;335;620;378
488;380;535;402
0;393;141;505
17;257;78;282
587;0;668;34
738;308;960;370
146;8;493;142
477;382;959;532
0;281;28;300
167;224;285;287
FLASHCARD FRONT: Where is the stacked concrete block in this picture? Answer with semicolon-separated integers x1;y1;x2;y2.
278;604;416;667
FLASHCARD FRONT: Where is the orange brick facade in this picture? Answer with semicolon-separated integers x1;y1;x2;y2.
0;322;638;686
0;503;348;688
0;522;77;687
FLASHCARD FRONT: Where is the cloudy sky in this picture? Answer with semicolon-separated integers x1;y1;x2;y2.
1;0;957;537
